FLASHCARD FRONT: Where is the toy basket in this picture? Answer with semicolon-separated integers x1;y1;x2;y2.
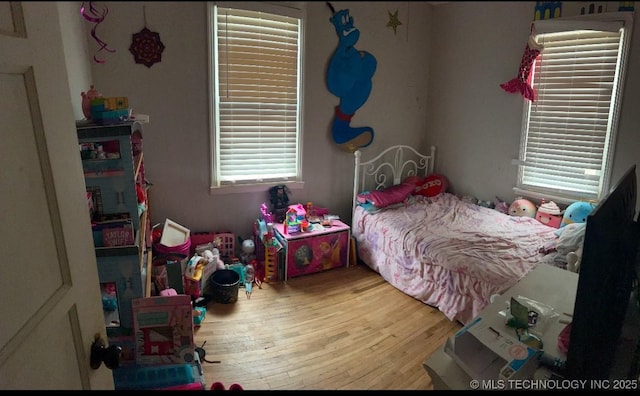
213;232;235;261
205;269;240;304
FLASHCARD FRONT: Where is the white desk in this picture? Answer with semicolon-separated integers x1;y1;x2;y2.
423;264;579;390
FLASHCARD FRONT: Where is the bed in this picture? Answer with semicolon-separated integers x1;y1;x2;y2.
351;145;561;325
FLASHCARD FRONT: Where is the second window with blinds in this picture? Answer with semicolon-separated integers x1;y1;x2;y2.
208;2;304;191
515;12;633;203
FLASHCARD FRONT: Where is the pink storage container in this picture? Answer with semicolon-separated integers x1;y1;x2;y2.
153;238;191;257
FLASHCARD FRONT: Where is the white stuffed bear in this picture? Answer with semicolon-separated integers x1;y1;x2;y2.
567;245;583;273
200;248;226;287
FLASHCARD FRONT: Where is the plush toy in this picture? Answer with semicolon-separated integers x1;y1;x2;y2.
508;198;537;218
536;200;563;228
567;245;583;273
500;35;544;101
200;248;225;289
494;197;509;214
554;222;586;271
560;201;595;228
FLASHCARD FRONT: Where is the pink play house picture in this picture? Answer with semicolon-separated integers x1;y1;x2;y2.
132;295;196;366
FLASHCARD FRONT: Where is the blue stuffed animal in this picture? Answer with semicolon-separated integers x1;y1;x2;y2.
560;201;595;227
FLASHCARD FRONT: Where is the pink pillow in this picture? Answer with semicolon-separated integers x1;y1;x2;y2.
359;182;415;208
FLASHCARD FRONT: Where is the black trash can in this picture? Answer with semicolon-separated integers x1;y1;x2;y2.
206;269;240;304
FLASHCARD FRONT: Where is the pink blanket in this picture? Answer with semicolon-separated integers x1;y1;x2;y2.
352;193;559;324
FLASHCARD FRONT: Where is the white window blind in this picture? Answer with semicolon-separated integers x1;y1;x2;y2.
516;15;631;203
212;5;301;186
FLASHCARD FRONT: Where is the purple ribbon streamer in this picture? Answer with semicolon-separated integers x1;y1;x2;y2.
80;2;115;64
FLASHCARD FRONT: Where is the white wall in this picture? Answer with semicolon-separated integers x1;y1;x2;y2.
58;1;93;121
68;1;640;239
427;1;640;207
84;1;433;238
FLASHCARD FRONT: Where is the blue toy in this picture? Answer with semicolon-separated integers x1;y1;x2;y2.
193;306;206;327
560;201;595;228
326;4;377;152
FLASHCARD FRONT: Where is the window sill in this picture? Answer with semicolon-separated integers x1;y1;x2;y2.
512;187;597;206
210;181;305;195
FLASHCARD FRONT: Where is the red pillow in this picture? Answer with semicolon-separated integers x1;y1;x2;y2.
414;174;448;197
360;182;415;208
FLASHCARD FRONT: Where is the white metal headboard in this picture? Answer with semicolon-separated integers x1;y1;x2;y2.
352;145;436;216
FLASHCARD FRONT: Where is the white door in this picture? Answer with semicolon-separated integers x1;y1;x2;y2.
0;2;114;389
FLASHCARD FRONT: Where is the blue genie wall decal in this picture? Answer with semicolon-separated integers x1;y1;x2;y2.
326;3;377;153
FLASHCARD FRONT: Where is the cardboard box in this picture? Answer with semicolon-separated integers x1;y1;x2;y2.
445;316;541;385
132;295;196;366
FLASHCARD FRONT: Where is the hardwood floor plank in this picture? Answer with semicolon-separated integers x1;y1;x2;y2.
194;265;461;390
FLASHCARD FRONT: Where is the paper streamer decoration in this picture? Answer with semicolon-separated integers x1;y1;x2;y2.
80;2;115;64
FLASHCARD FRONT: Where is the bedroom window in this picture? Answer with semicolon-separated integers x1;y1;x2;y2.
515;13;633;203
208;2;304;192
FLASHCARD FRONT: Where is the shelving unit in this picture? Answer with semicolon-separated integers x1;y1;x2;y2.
77;120;152;368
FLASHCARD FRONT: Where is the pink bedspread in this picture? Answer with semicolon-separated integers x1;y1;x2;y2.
352;193;559;325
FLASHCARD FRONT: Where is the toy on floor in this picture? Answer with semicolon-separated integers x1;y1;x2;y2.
210;382;243;391
192;306;206;326
160;288;178;297
239;237;256;265
195;341;220;365
199;248;225;295
184;254;209;301
252;259;264;289
244;263;255;299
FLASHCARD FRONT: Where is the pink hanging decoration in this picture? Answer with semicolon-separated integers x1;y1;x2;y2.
500;35;543;101
80;2;115;64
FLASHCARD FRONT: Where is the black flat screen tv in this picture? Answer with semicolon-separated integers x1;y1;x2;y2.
564;164;640;381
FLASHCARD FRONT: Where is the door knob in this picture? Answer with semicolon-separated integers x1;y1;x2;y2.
90;333;122;370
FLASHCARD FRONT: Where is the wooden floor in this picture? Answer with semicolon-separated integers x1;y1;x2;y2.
194;264;461;390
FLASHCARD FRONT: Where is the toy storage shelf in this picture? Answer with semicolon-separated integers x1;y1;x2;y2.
76;120;153;373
